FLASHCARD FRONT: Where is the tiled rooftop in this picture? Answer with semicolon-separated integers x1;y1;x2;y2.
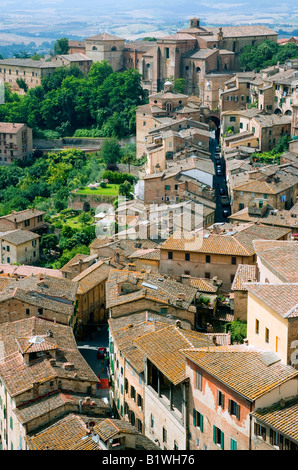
182;346;298;401
0;317;99;397
0;229;40;245
160;224;290;256
231;264;258;291
0;209;45;223
25;414;159;450
244;283;298;318
72;260;112;294
253;240;298;283
0;274;78;315
134;325;213;385
14;391;109;425
252;397;298;442
106;269;197;311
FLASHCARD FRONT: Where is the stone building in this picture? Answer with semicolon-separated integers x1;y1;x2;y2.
133;323;214;450
84;33;125;71
0;122;33;165
0;317;100;450
25;414;159;450
72;260;112;327
106;269;199;328
0;208;46;234
0;274;78;327
184;345;298;450
159;224;290;291
0;229;40;265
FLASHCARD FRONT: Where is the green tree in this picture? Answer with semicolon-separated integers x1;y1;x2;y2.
100;138;122;167
53;38;70;55
119;180;133;199
16;78;28;93
41;234;59;254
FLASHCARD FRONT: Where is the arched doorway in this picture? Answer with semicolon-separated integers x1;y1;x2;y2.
274;108;282;115
205;115;221;142
83;201;91;212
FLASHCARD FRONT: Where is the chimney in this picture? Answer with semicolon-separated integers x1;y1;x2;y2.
175;319;182;329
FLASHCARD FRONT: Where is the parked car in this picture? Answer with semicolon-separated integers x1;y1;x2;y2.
97;347;107;359
216;166;223;176
221;195;230;206
215;145;220;153
222;209;229;218
214;153;221;160
219;187;225;195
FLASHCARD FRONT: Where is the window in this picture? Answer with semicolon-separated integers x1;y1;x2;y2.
38;308;43;315
130;386;136;401
137;394;143;409
165;185;170;190
240;122;243;129
196;370;202;391
255;319;259;335
160;307;167;315
217;390;225;408
230;117;236;122
205;272;210;279
193;409;204;431
163;427;167;443
254;423;266;441
168;251;173;260
228;399;240;420
185;253;190;261
265;327;270;343
165;47;169;58
150;414;154;429
231;257;236;265
7;257;10;263
206;255;211;263
230;438;237;450
25;219;30;227
26;308;30;316
213;426;224;449
6;246;10;252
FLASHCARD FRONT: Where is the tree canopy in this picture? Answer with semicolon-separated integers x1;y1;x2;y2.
239;40;298;71
0;61;147;139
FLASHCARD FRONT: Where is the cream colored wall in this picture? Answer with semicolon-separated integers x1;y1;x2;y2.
144;384;186;450
254;377;298;410
247;292;289;364
257;257;284;284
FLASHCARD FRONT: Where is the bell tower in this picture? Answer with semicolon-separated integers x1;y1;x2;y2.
190;18;200;28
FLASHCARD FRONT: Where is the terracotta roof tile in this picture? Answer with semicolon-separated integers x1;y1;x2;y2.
244;283;298;318
134;325;213;385
182;346;298;401
252;397;298;441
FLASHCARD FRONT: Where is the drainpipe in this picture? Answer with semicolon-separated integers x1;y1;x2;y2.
249;401;253;450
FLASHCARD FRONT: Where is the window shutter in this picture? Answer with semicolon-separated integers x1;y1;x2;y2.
228;399;232;414
193;409;197;427
213;425;216;444
217;390;220;406
236;404;240;420
200;414;204;433
221;393;225;409
220;430;224;450
270;429;273;445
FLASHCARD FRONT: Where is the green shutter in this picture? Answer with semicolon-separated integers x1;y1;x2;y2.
193;409;197;427
220;430;224;450
231;438;237;450
213;425;216;444
200;414;204;433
